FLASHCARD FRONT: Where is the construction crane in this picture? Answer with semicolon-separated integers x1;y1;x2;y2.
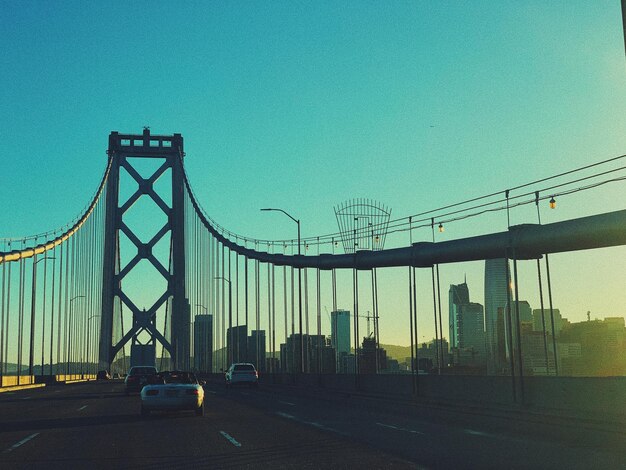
357;311;379;338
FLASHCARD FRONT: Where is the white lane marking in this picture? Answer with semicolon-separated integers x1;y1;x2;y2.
464;429;494;438
376;422;424;435
206;390;217;394
276;412;344;436
278;400;296;406
78;405;88;411
3;433;40;453
220;431;242;447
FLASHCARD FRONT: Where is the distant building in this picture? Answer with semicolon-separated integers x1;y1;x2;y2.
227;325;248;364
448;282;470;349
359;337;388;374
484;258;511;374
280;333;335;373
418;339;449;369
331;310;351;373
532;309;563;337
193;314;213;373
248;330;266;372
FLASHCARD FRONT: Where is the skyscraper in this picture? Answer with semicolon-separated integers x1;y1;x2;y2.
227;325;248;364
249;330;266;371
449;282;470;349
331;310;351;373
484;258;511;373
458;303;485;355
193;314;213;373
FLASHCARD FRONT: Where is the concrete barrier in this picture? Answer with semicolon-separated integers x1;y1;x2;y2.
248;373;626;421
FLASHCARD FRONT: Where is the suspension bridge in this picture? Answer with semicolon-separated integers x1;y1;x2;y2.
0;129;625;394
1;129;626;468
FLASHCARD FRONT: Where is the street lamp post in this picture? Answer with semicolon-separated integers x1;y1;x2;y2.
215;277;233;367
261;208;303;373
67;295;85;375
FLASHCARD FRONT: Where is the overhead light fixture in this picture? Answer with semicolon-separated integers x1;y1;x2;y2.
438;223;444;233
549;196;556;209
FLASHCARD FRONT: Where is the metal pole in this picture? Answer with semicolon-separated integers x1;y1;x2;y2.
260;208;303;373
29;255;37;377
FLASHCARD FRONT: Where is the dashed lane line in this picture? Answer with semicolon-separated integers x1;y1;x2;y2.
275;412;346;436
376;422;424;435
464;429;496;438
219;431;242;447
78;405;88;411
3;433;40;453
278;400;296;406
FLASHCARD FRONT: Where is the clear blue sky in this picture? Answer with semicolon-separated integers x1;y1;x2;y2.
1;1;625;345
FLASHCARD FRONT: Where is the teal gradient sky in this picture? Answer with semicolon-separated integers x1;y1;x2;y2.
1;2;625;345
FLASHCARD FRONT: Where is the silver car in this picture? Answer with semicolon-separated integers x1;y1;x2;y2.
225;363;259;388
140;371;205;417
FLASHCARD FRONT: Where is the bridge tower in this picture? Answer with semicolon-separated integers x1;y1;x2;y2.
99;129;188;370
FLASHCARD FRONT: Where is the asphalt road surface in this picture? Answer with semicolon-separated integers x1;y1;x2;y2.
1;379;625;469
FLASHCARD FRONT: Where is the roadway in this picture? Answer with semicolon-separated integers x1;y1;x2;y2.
1;379;625;469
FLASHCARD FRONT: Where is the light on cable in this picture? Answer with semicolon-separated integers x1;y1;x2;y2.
549;196;556;209
438;223;444;233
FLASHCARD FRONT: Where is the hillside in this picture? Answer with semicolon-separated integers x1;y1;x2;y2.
380;344;411;362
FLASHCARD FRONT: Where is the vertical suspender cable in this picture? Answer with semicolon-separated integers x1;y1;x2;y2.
6;256;13;376
412;266;419;391
41;254;48;374
354;267;359;381
430;266;440;372
536;259;549;373
436;264;444;372
0;258;6;376
304;268;309;339
534;192;549;372
513;254;525;404
18;253;25;381
545;254;559;376
272;262;276;376
283;265;287;369
56;241;64;374
267;260;271;373
408;266;415;386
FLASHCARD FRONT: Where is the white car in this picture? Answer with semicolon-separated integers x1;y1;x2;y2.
140;371;205;417
225;363;259;388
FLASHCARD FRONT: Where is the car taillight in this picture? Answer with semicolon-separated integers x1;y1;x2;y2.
186;389;200;396
146;389;159;396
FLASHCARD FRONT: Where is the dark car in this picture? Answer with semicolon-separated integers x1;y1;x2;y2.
96;370;111;380
124;366;158;394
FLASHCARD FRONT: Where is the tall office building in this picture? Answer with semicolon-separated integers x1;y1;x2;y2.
227;325;248;364
458;303;485;355
193;314;213;373
248;330;266;371
449;282;470;349
331;310;351;373
484;258;511;373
